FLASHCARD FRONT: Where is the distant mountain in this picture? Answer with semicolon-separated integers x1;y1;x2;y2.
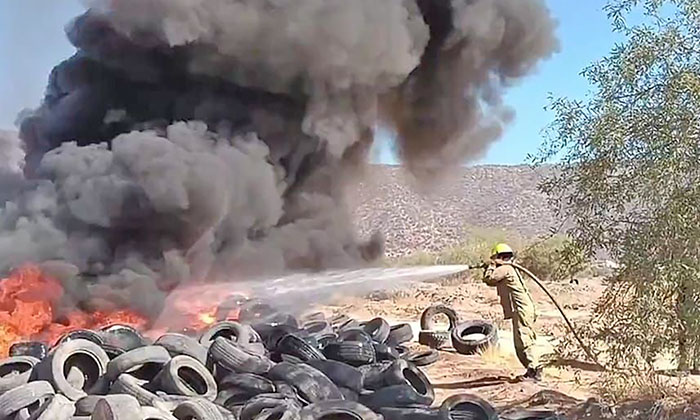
349;164;562;258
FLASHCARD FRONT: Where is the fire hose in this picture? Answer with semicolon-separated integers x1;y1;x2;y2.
469;261;605;370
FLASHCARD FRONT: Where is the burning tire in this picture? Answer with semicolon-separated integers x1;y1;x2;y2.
35;339;109;401
386;324;413;346
0;356;40;394
403;350;439;367
154;355;218;401
439;393;499;420
0;380;55;419
451;321;498;355
106;345;172;382
155;333;208;365
420;304;459;331
299;401;381;420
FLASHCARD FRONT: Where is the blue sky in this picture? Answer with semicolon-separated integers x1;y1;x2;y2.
0;1;621;165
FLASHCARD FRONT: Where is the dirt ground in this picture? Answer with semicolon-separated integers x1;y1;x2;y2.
315;271;608;415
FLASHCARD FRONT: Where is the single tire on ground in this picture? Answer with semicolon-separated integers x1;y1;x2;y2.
419;304;459;331
451;321;498;356
439;393;499;420
299;400;381;420
403;350;440;367
418;330;451;350
35;339;109;401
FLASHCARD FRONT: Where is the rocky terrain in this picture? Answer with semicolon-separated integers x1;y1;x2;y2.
350;164;561;258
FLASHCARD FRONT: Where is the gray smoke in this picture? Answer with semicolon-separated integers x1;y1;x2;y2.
7;0;557;318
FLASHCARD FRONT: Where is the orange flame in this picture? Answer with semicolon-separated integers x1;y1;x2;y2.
0;265;148;357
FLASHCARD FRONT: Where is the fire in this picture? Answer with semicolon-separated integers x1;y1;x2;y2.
0;265;148;357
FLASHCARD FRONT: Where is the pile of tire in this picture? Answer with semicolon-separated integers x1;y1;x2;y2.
418;304;499;355
0;301;500;420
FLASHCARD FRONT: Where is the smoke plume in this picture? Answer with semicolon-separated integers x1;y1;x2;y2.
5;0;557;317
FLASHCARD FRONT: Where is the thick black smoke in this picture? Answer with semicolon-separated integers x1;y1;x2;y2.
5;0;557;318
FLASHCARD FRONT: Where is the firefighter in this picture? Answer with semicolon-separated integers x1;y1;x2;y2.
483;243;542;381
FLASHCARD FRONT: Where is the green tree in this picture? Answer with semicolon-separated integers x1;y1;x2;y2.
535;0;700;370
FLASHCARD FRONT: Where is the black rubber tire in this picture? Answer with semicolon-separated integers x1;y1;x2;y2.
9;342;48;360
379;360;435;403
418;331;451;350
140;406;179;420
207;337;274;375
267;362;344;404
75;395;105;415
239;393;301;420
338;387;359;402
378;407;443;420
29;393;75;420
440;393;499;420
219;373;275;395
334;317;360;332
358;362;393;390
305;360;364;392
0;381;54;419
359;385;433;410
172;398;226;420
323;342;375;366
277;334;325;362
53;330;104;349
337;329;373;344
215;388;253;411
199;321;251;348
100;345;126;361
35;339;109;401
252;324;304;352
387;324;413;345
273;382;298;399
373;343;399;361
0;356;40;394
106;345;171;382
451;321;498;356
154;334;208;365
394;345;410;358
299;401;381;420
153;355;218;401
99;324;146;352
361;318;391;343
91;394;141;420
303;321;333;338
403;350;439;367
420;304;459;331
108;373;165;408
315;334;338;351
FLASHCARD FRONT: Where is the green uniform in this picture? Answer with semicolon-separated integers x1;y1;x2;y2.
483;263;539;370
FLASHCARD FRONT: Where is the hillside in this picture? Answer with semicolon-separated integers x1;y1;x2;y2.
350;164;562;258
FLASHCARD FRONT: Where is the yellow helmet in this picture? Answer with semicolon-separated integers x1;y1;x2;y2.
491;243;514;257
